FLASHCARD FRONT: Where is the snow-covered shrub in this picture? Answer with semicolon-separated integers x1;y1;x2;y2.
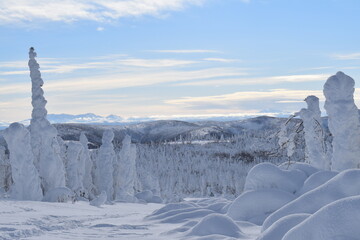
3;123;43;200
0;145;11;192
135;190;163;203
324;71;360;170
28;47;66;193
42;187;75;202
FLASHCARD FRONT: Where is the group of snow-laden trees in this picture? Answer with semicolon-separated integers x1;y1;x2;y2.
280;71;360;171
0;48;138;203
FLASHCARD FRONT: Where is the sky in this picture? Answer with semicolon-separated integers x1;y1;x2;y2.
1;0;360;122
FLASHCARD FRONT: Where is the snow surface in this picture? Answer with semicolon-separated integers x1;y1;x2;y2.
0;200;172;240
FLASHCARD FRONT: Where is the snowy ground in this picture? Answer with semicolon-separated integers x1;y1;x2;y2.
0;200;179;240
0;199;263;240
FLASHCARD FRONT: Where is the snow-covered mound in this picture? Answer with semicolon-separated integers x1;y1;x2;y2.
282;196;360;240
186;213;246;238
297;170;338;195
262;169;360;231
244;162;307;194
258;213;310;240
226;189;296;225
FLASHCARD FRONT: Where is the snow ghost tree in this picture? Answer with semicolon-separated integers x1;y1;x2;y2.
96;129;116;201
114;135;137;202
3;123;43;200
324;71;360;171
64;141;85;196
80;132;95;199
0;145;11;192
298;96;329;170
28;47;66;193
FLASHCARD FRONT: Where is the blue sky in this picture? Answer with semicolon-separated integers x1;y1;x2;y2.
1;0;360;122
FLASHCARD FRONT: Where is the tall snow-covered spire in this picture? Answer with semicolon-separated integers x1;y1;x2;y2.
28;47;66;194
324;71;360;170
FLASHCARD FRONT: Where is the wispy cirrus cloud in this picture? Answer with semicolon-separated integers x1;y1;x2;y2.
203;58;239;63
332;52;360;60
165;89;324;107
0;67;247;95
148;49;221;54
165;88;360;113
0;0;206;25
175;74;329;86
0;56;199;75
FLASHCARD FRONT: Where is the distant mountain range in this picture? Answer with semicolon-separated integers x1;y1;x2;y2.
53;116;291;146
0;112;291;129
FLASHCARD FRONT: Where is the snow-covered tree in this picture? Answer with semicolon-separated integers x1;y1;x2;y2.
3;123;43;200
80;132;95;199
298;96;329;170
114;135;137;202
324;71;360;170
0;145;11;192
64;141;84;196
28;47;66;193
96;129;116;201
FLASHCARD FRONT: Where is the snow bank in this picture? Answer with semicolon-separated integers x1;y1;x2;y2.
186;213;246;238
227;189;296;225
258;213;309;240
149;202;197;217
262;169;360;231
3;123;43;201
244;163;307;194
324;71;360;170
282;196;360;240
